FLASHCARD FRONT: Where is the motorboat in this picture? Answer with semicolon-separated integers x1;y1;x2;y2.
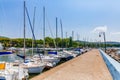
0;62;29;80
0;52;29;80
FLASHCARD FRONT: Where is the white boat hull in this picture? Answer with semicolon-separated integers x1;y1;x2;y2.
28;66;45;74
0;62;29;80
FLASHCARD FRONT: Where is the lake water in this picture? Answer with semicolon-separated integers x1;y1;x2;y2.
0;54;23;62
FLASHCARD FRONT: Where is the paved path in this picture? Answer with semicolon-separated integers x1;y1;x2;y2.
31;49;113;80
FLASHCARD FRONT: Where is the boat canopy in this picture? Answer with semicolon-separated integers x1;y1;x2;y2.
74;48;81;51
48;51;57;55
0;52;12;55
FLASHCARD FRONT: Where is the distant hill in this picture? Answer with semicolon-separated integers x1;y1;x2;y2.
106;41;120;44
76;40;120;45
0;36;7;38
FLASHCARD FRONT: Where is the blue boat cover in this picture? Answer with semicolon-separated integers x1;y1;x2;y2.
17;54;25;59
0;52;12;55
48;51;57;55
74;48;81;51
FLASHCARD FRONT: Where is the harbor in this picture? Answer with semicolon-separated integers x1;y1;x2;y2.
1;0;120;80
0;47;88;80
1;48;120;80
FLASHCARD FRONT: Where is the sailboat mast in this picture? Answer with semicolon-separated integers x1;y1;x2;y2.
60;19;63;50
32;7;36;56
66;32;68;48
56;17;58;49
72;31;74;41
56;17;58;39
23;1;26;62
43;6;45;53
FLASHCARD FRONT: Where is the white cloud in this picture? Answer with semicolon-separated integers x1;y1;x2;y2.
92;26;107;33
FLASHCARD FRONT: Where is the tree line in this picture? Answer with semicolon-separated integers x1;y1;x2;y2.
0;37;77;48
0;37;120;48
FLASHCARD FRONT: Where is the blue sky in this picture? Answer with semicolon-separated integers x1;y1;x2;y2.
0;0;120;42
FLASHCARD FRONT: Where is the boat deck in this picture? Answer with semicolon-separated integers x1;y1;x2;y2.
31;49;113;80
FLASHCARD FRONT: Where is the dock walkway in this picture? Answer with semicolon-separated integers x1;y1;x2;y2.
31;49;113;80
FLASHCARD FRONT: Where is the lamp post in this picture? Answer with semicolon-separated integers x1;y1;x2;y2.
99;32;106;52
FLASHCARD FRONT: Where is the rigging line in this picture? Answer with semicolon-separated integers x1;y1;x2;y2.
46;14;57;48
25;7;36;48
0;2;7;35
0;2;7;22
33;7;36;32
25;6;42;61
43;8;55;38
33;9;42;38
45;14;55;38
32;6;36;56
38;11;43;29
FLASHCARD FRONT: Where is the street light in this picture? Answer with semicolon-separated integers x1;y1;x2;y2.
99;32;106;52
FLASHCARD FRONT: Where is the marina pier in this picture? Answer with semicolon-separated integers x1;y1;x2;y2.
31;49;113;80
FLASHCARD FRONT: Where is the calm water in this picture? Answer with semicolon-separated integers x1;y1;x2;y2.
0;54;23;62
0;50;33;62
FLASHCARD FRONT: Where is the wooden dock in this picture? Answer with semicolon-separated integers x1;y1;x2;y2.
31;49;113;80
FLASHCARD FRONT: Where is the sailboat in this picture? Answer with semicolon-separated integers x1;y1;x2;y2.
56;19;75;61
23;7;61;69
41;15;61;68
18;1;45;74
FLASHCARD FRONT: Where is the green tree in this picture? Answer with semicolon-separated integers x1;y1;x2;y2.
45;37;54;47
